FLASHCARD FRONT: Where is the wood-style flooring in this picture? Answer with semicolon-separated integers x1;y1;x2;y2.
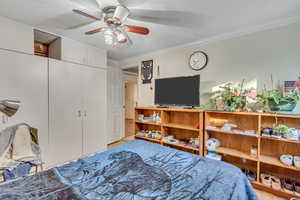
125;119;135;137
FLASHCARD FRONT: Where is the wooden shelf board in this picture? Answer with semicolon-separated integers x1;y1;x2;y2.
252;181;300;199
205;110;259;116
135;107;204;112
163;108;204;113
163;141;199;151
233;162;257;172
206;129;258;138
261;136;300;144
261;113;300;119
163;123;200;131
135;120;161;126
135;107;163;111
214;147;258;161
260;155;300;171
135;136;161;143
222;159;257;171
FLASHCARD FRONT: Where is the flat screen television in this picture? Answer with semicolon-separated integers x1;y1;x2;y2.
155;75;200;106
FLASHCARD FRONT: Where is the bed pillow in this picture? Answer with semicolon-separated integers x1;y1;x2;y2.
12;125;35;160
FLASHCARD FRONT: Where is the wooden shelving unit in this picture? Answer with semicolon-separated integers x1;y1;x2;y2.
135;135;161;143
162;141;200;152
206;129;259;138
204;110;300;199
135;120;161;126
163;123;200;131
135;107;204;156
214;147;258;161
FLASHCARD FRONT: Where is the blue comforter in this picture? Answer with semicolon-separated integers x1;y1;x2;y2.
0;140;258;200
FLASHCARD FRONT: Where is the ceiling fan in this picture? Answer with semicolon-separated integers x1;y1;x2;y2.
72;1;150;46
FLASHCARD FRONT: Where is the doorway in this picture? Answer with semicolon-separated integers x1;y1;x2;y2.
123;67;138;138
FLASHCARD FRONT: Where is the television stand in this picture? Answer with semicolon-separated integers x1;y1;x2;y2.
156;105;169;108
183;106;195;109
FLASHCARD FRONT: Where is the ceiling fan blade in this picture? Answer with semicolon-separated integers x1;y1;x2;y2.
85;28;103;35
125;25;150;35
72;9;101;21
70;0;100;10
129;9;204;28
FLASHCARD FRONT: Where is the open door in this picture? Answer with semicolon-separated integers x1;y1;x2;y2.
123;67;138;138
107;66;124;143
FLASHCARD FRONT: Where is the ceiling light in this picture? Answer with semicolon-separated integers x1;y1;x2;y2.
104;29;116;45
115;30;127;43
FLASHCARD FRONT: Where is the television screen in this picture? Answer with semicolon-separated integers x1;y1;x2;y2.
155;75;200;106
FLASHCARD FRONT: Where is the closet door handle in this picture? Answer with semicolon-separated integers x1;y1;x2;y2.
78;110;82;117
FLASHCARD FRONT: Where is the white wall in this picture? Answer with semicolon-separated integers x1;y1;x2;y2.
0;16;33;54
121;22;300;107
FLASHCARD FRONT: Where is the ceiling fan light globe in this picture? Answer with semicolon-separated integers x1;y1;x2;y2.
104;28;118;46
104;34;114;45
115;30;127;43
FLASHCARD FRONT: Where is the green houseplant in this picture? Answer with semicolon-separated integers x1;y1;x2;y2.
213;82;247;112
257;88;300;112
273;124;290;138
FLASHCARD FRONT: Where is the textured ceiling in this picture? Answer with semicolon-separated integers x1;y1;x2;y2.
0;0;300;61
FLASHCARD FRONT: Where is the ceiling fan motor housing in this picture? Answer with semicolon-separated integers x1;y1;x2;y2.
103;5;130;26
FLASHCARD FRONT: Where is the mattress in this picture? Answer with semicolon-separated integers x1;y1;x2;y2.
0;140;258;200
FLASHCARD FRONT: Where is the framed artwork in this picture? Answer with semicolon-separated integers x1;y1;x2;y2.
141;60;153;84
284;81;300;94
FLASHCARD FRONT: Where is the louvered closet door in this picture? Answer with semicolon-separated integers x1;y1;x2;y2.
48;59;84;166
82;67;107;156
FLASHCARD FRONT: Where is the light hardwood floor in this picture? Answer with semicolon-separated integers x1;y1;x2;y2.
108;137;287;200
125;119;135;137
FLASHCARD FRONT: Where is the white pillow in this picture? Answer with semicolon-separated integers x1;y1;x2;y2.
12;125;35;160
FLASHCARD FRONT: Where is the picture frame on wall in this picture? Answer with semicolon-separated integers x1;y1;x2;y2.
284;81;300;94
141;60;153;84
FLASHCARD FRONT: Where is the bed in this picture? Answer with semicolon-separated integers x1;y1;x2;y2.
0;140;258;200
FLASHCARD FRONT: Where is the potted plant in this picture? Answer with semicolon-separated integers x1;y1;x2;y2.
273;124;290;138
257;88;300;112
213;82;248;112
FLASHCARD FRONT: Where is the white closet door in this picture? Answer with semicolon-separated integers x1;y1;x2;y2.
82;67;107;156
48;59;84;166
0;49;48;164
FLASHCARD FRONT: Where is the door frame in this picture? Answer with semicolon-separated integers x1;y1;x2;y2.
122;69;138;138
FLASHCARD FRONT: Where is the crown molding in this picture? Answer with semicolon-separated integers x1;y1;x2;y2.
119;15;300;65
